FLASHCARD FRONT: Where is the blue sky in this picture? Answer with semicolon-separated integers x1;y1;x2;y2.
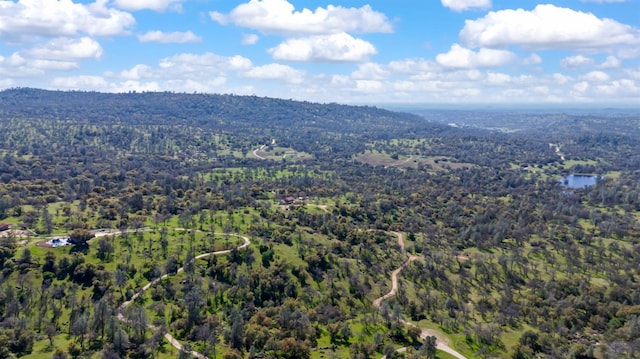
0;0;639;105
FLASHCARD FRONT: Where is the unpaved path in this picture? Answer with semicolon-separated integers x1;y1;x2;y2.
385;155;413;168
375;232;468;359
252;144;266;160
306;204;330;213
116;232;250;359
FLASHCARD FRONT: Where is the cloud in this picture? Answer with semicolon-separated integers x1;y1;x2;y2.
388;59;439;74
28;59;78;71
561;55;594;68
210;0;392;36
552;73;571;85
580;0;628;2
441;0;491;12
598;56;622;69
0;0;135;42
268;33;377;62
109;64;155;80
244;63;305;84
436;44;516;68
112;0;184;12
573;81;590;93
0;37;101;76
52;75;109;90
355;80;383;93
522;53;542;65
22;37;103;61
351;63;390;80
486;72;511;85
460;4;640;51
158;52;253;77
581;71;610;82
138;31;201;43
242;34;260;45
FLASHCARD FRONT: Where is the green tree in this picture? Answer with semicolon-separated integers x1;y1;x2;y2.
68;229;94;246
420;336;437;359
0;235;17;269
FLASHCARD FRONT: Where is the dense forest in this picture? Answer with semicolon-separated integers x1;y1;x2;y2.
0;88;639;359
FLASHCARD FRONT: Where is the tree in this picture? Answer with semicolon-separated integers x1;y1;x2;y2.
280;337;310;359
52;349;68;359
225;309;244;351
339;322;352;344
164;255;179;275
41;206;54;234
68;229;94;246
327;322;341;345
93;299;111;339
70;314;89;349
420;336;437;359
45;324;57;348
178;343;194;359
126;305;148;344
96;237;115;261
68;342;82;359
0;235;16;269
112;327;129;355
114;268;127;298
100;348;121;359
407;325;422;344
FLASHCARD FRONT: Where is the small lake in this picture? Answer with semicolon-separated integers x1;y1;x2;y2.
560;174;599;189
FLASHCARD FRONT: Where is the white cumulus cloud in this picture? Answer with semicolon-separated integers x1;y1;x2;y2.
30;59;79;71
138;31;201;43
110;64;155;80
52;75;109;90
269;33;377;62
561;55;594;68
598;56;622;69
113;0;184;12
581;71;610;82
22;37;103;61
242;34;260;45
486;72;511;85
244;63;305;84
0;0;134;42
436;44;516;68
351;62;390;80
522;53;542;65
157;52;253;79
580;0;628;2
355;80;383;93
441;0;491;12
460;4;640;51
210;0;392;36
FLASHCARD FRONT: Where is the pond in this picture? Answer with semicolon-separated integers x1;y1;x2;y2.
560;174;599;189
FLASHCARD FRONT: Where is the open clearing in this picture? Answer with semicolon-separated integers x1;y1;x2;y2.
356;151;474;171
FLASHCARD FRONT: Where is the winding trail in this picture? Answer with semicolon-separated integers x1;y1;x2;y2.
116;232;251;359
252;144;267;160
375;232;468;359
306;203;330;213
385;155;413;168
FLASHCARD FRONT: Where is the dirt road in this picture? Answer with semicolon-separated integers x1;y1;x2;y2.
116;233;250;359
375;232;468;359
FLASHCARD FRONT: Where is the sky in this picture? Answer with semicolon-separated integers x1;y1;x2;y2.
0;0;639;105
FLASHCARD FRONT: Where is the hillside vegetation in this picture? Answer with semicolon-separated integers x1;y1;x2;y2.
0;89;639;359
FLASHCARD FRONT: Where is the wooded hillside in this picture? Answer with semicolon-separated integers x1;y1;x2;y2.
0;88;639;359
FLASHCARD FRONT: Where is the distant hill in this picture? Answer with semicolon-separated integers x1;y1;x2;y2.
0;88;447;139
